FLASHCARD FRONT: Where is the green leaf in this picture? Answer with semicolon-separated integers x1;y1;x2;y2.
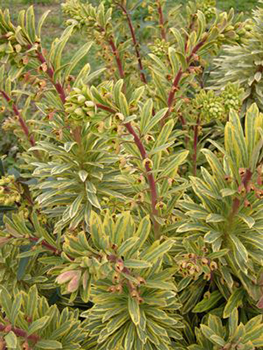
237;213;255;228
113;79;124;107
119;92;129;117
28;316;50;336
161;150;189;177
118;237;140;257
51;25;75;72
223;288;245;318
124;259;152;269
128;296;141;326
26;6;36;43
142;239;174;262
10;294;22;325
79;170;88;182
36;340;62;349
37;10;50;37
4;331;17;348
220;188;236;197
204;231;222;243
65;42;93;77
206;214;225;223
176;52;187;70
193;291;223;313
69;194;83;219
229;234;248;267
87;191;101;209
142;108;168;134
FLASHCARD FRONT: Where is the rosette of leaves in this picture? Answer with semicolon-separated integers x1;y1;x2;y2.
189;309;263;350
177;104;263;309
211;2;263;111
49;211;184;349
0;211;63;293
28;119;128;231
0;285;88;349
148;7;244;117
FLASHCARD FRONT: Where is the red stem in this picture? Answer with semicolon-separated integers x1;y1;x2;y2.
118;3;147;84
229;169;253;220
29;236;61;255
124;122;159;232
108;38;125;79
36;51;66;104
161;37;207;125
95;103;159;235
157;0;166;41
193;116;200;176
0;90;35;147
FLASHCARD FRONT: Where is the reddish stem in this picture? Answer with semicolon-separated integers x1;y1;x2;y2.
0;90;35;147
229;169;253;221
124;122;159;234
95;103;159;235
96;103;116;114
161;37;207;125
36;51;66;104
193;116;200;176
108;38;125;79
118;3;147;84
157;0;166;41
29;237;61;255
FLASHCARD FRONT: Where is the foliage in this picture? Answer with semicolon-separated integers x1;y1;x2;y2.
0;0;262;349
211;0;263;111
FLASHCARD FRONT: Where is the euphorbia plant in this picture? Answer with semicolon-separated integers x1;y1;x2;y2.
0;0;262;349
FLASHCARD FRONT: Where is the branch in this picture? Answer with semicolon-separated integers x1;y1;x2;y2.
36;50;66;104
28;236;62;255
96;103;159;235
157;0;167;41
161;36;208;125
117;3;147;84
193;116;200;176
229;169;253;220
0;90;36;147
125;123;158;217
108;38;125;79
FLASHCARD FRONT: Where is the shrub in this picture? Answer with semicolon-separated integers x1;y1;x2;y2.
0;0;262;349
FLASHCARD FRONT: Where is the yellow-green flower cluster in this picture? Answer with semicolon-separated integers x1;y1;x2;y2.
62;0;89;29
150;38;170;59
196;0;216;21
0;175;23;206
65;86;95;124
194;90;225;122
221;83;244;113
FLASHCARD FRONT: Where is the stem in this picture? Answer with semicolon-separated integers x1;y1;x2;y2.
72;126;82;144
108;38;125;79
179;114;189;148
29;237;62;255
124;122;159;236
95;103;159;236
35;50;66;104
157;0;166;41
0;90;36;147
228;169;253;221
118;3;147;84
161;36;208;125
193;116;200;176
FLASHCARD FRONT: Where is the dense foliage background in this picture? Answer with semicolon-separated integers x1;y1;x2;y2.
0;0;262;349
